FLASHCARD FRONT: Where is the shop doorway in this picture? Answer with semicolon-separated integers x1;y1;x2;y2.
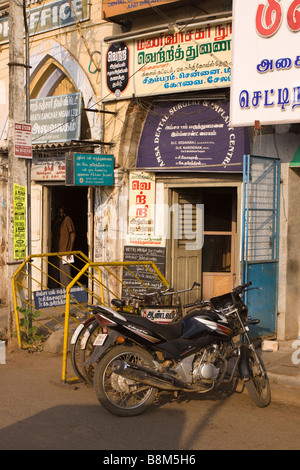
48;186;89;287
170;187;237;302
50;186;88;256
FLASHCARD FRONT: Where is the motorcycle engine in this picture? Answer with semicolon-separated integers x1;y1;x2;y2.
193;346;221;383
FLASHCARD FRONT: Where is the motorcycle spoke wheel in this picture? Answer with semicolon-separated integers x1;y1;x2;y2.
79;323;103;385
94;345;157;417
70;319;99;383
245;349;271;407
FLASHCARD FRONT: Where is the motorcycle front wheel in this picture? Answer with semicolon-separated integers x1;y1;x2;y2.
94;345;157;417
245;349;271;407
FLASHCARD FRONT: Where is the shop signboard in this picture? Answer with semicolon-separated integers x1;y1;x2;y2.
127;171;165;245
32;153;65;181
30;93;82;144
0;0;90;44
102;0;179;19
230;0;300;126
136;100;249;172
14;122;32;159
34;286;88;309
101;20;232;101
74;153;114;186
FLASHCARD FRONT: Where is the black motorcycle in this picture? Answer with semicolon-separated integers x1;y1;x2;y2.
89;281;271;416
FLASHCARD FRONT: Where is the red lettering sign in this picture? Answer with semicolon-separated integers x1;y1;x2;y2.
287;0;300;31
256;0;300;37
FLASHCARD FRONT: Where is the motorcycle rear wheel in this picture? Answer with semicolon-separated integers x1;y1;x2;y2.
94;345;157;417
245;349;271;407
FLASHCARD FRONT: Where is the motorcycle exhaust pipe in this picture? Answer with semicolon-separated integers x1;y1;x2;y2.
112;360;194;392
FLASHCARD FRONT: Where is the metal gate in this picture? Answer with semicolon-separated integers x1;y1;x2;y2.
242;155;281;338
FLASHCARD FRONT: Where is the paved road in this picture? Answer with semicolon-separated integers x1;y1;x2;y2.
0;349;299;451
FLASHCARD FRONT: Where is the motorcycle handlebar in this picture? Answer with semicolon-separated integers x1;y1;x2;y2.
183;282;253;310
130;281;201;301
183;300;211;309
232;281;252;294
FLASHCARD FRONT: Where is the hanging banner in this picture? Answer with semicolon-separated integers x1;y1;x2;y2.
136;100;249;172
230;0;300;126
101;20;232;101
13;184;26;260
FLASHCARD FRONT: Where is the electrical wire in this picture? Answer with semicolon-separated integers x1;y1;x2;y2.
1;2;232;148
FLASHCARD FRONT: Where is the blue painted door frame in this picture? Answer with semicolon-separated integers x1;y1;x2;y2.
242;155;281;338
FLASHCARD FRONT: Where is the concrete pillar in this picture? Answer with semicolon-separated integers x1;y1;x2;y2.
7;0;27;338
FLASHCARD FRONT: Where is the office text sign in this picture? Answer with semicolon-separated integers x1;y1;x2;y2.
0;0;89;44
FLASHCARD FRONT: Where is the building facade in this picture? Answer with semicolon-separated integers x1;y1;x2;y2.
0;0;299;340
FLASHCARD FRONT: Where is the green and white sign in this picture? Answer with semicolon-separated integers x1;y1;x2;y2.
74;154;114;186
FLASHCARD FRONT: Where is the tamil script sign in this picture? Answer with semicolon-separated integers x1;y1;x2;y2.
137;100;249;172
30;93;82;144
101;20;232;101
74;153;114;185
14;122;32;159
34;286;88;309
127;171;164;245
0;0;89;44
230;0;300;126
32;153;66;181
13;184;26;260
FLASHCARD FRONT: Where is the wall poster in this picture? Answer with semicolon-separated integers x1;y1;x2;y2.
13;184;26;260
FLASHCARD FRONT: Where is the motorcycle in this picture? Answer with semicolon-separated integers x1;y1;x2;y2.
70;283;197;383
88;281;271;416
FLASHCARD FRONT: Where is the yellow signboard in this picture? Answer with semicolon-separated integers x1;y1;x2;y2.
13;184;26;259
102;0;179;19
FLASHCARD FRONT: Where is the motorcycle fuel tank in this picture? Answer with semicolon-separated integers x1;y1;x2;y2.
182;310;233;340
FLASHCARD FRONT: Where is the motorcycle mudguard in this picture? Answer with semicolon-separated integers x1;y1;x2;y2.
238;346;250;381
84;330;119;366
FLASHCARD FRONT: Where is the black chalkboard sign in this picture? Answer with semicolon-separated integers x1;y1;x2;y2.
122;245;167;296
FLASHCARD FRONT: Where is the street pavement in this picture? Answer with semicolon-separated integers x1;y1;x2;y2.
1;304;300;406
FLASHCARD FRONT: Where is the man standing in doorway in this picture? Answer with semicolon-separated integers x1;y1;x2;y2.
51;206;76;287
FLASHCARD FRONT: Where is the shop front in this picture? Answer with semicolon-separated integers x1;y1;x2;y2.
133;99;248;302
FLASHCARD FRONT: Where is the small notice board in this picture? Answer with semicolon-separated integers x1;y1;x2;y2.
74;153;114;186
122;245;166;296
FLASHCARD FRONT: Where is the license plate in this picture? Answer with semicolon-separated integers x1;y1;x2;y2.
93;333;107;346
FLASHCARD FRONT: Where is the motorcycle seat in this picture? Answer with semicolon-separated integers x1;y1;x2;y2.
121;313;183;341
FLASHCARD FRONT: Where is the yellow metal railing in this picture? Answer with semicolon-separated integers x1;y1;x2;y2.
12;253;169;382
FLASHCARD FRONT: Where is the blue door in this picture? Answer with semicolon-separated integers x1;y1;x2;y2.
242;155;281;338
